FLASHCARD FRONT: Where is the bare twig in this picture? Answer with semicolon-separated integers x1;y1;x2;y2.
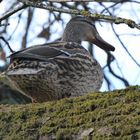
106;52;129;87
7;13;23;41
0;37;14;53
0;23;10;26
17;0;140;30
0;4;28;22
22;8;34;49
104;73;112;90
111;24;140;67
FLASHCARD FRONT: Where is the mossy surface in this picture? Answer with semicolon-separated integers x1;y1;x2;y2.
0;86;140;139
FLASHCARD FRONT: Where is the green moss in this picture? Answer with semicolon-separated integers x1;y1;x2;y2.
80;10;90;17
0;86;140;139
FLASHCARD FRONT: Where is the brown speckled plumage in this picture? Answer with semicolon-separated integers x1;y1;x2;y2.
6;17;115;102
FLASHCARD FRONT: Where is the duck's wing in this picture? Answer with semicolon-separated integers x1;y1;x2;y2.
9;42;71;61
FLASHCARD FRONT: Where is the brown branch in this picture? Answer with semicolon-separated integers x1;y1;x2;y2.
0;4;28;22
17;0;140;30
22;8;34;49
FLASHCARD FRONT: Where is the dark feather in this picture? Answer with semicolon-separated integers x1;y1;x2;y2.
9;43;71;61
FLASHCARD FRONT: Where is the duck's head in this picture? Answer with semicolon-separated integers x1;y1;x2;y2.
62;16;115;51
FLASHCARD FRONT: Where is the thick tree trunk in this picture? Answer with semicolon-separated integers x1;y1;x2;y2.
0;85;140;139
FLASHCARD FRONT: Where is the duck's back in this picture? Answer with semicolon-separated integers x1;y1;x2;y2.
6;42;103;102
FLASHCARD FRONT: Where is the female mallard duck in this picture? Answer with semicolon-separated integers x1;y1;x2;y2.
6;16;115;102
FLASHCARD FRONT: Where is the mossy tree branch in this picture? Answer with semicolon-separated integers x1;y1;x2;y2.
0;86;140;139
17;0;140;30
1;0;139;30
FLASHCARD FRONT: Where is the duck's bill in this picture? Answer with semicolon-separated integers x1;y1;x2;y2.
93;37;115;51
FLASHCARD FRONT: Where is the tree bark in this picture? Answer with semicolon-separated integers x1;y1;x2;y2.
0;85;140;139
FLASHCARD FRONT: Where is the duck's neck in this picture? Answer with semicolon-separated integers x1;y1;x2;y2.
61;34;81;44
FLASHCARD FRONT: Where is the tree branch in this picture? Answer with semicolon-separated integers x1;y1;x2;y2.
17;0;140;30
0;4;27;22
21;8;34;49
111;24;140;68
0;36;14;53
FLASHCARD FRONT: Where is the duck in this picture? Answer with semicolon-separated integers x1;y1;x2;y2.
6;16;115;102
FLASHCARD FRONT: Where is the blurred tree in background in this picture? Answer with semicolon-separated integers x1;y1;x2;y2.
0;0;140;104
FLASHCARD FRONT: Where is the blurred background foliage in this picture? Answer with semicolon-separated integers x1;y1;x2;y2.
0;0;140;104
